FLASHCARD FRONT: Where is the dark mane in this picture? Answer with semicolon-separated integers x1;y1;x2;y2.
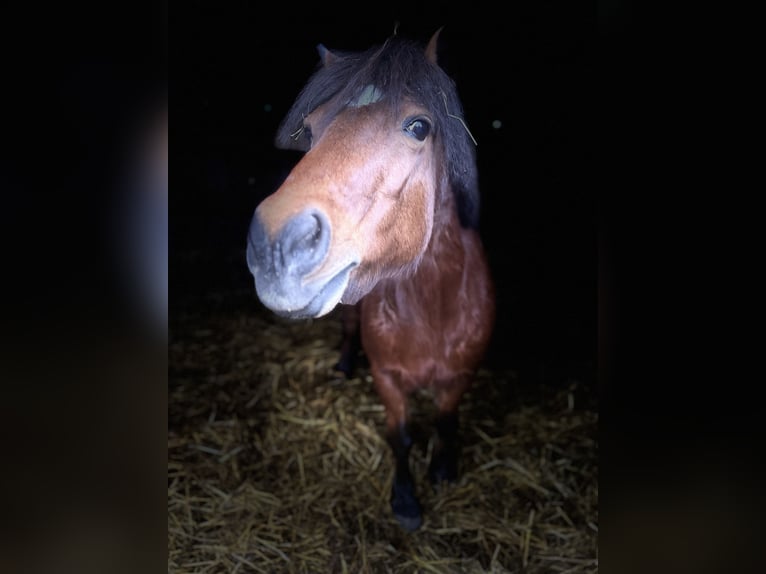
274;36;480;229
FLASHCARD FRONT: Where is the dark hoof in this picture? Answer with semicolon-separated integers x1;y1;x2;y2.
428;453;458;486
394;511;422;532
391;485;423;532
333;359;354;378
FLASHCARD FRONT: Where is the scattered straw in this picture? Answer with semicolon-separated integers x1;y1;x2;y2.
170;292;597;573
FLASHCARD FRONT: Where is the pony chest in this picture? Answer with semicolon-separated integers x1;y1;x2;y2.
359;281;473;370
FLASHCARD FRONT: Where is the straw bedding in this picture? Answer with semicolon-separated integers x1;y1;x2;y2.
169;287;597;573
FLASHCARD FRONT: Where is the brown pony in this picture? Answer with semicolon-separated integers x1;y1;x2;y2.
246;30;495;531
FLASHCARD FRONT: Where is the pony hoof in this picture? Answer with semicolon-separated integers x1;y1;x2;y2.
391;488;423;532
428;467;457;485
428;457;458;486
332;361;353;378
394;511;423;532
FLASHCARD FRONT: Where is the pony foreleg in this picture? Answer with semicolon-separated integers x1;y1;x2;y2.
428;410;459;484
333;303;361;378
429;381;470;485
373;370;422;531
387;420;422;531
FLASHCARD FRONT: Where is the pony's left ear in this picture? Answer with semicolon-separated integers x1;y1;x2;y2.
425;27;444;65
317;43;340;67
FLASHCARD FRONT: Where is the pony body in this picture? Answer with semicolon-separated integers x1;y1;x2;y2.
247;31;495;530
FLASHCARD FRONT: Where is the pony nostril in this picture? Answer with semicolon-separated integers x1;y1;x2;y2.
278;210;330;274
291;216;321;254
247;213;269;272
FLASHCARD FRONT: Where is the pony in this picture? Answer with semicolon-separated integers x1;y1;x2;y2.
246;29;495;531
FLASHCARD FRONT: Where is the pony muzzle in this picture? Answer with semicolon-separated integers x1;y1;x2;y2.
247;208;357;319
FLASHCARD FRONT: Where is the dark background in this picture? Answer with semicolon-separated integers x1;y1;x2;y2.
3;3;763;573
174;3;598;388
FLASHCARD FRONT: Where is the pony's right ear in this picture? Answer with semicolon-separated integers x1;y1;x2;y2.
425;27;444;65
317;44;339;66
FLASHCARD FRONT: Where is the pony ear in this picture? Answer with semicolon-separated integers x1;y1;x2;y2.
317;43;339;66
425;27;443;65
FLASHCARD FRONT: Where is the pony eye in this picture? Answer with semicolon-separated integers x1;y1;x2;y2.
404;118;431;141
